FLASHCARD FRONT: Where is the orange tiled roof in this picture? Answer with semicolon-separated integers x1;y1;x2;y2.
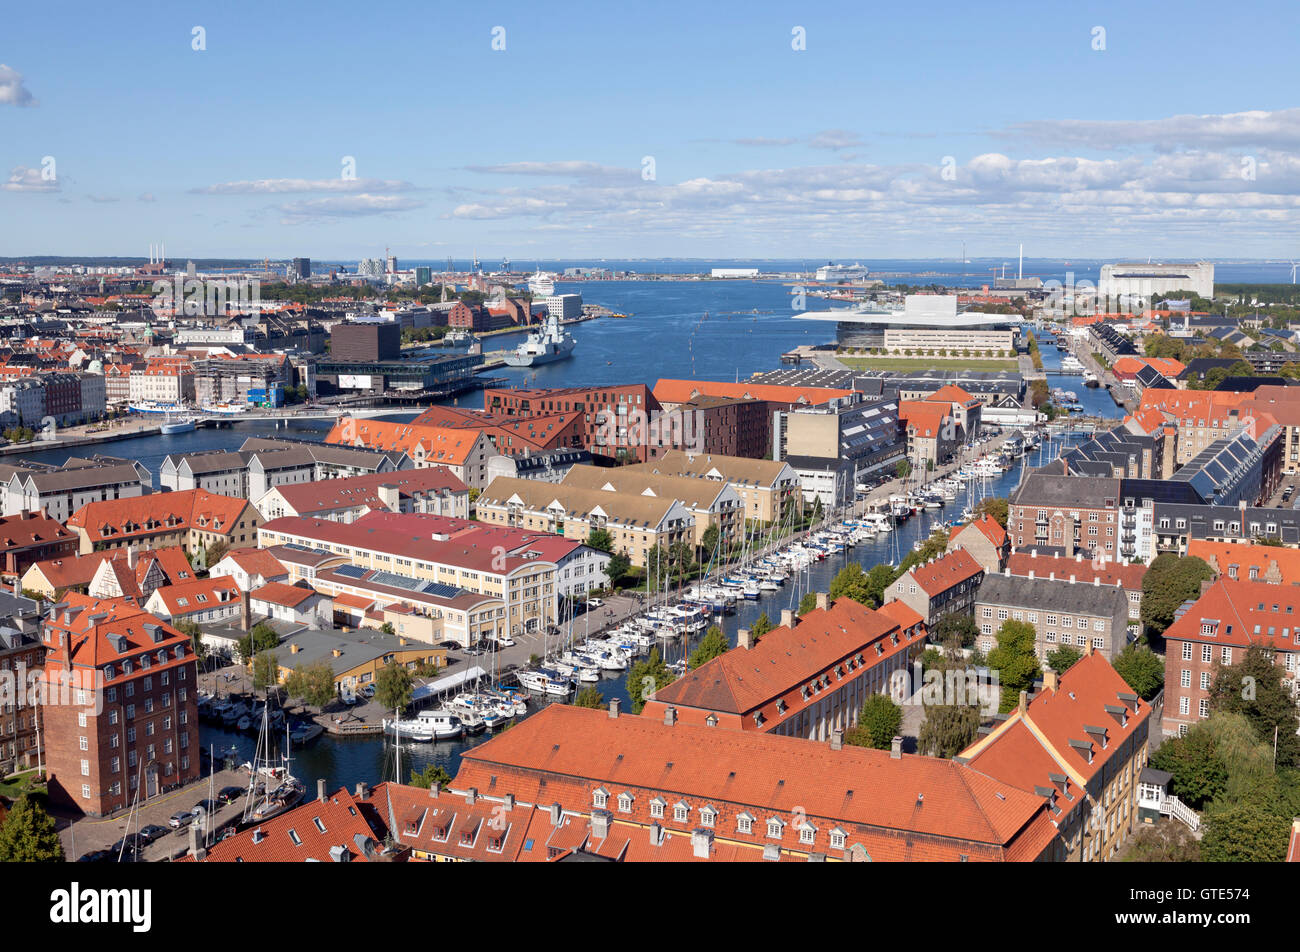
251;580;319;609
902;548;984;598
1186;540;1300;585
652;379;851;407
66;489;251;544
191;788;382;863
953;514;1008;549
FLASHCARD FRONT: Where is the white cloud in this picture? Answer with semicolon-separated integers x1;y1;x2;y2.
0;65;35;107
1002;108;1300;152
1;166;57;192
192;178;418;195
277;194;426;224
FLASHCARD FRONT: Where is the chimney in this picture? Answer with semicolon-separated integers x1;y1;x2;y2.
1049;571;1055;580
781;608;796;628
1028;570;1034;580
590;810;611;839
317;778;327;802
890;736;902;759
239;587;251;633
127;545;137;570
549;803;563;826
1043;668;1059;693
429;783;440;799
332;649;342;658
815;592;829;611
1075;552;1083;562
830;729;843;751
503;793;515;811
1018;690;1029;713
1069;574;1076;584
690;827;714;858
608;697;621;719
465;787;477;805
355;781;369;800
663;706;677;726
736;628;752;650
648;822;665;847
188;822;202;858
290;643;300;654
1003;567;1010;577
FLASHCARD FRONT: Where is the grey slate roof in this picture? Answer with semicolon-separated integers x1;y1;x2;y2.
1010;471;1121;509
976;572;1129;616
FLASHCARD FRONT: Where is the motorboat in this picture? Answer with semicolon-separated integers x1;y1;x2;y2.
517;668;573;696
414;709;465;740
382;717;435;742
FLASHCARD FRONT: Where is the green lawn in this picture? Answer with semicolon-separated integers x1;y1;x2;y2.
839;356;1019;372
0;769;45;800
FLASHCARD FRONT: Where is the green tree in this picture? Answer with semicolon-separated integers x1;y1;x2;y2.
1201;803;1293;862
572;685;605;709
1150;719;1231;809
898;528;949;573
1124;822;1202;862
283;659;337;708
586;528;613;553
985;619;1041;713
1045;645;1083;674
932;612;978;649
627;648;674;713
918;699;981;759
798;591;818;615
846;692;903;750
409;764;452;789
895;459;912;480
0;794;64;862
973;496;1009;527
174;619;208;667
375;662;414;712
688;625;730;670
700;524;720;559
604;552;631;587
828;562;898;608
250;650;279;690
1140;553;1214;636
380;622;395;635
237;622;280;664
1209;643;1300;767
749;613;773;643
1111;644;1165;700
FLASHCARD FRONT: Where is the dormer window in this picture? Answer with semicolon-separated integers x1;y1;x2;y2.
592;787;608;809
673;801;689;823
766;817;785;839
799;823;816;845
699;805;717;828
617;793;633;813
649;798;665;819
829;827;847;850
736;812;754;834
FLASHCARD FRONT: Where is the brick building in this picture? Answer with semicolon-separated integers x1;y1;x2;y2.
0;510;78;581
1159;577;1300;736
42;595;200;817
974;572;1132;661
482;385;662;462
0;592;44;775
883;547;985;626
330;322;401;362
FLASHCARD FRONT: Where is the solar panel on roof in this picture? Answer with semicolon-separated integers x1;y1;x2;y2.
334;564;368;579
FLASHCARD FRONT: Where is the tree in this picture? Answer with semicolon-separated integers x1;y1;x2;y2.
973;496;1009;527
251;650;279;690
375;662;414;712
174;619;209;667
627;648;674;712
689;625;730;670
0;794;64;862
749;613;773;643
409;764;452;790
700;524;720;559
798;591;818;615
829;562;897;608
1045;645;1083;674
586;528;613;553
1125;822;1202;862
985;619;1041;713
203;538;230;572
846;693;903;750
604;552;631;587
918;700;981;759
237;622;279;664
1150;719;1232;809
932;611;978;649
284;659;337;708
1201;803;1294;862
572;685;605;709
380;622;395;635
1209;643;1300;767
895;459;912;480
1111;644;1165;700
898;528;948;573
1140;553;1214;636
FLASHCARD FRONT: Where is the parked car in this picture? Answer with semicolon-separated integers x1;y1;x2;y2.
436;640;461;650
169;811;196;828
586;598;604;609
217;786;244;804
496;636;516;648
138;824;169;844
195;798;220;815
360;684;376;699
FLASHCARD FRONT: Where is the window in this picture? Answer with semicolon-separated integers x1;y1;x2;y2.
79;736;88;751
799;825;816;845
1182;643;1193;661
1092;638;1105;650
700;806;717;828
592;788;608;809
1200;672;1211;690
1221;647;1232;664
673;802;689;823
829;828;847;850
617;793;633;813
1179;696;1190;715
1046;614;1057;626
737;813;753;834
1093;619;1104;632
649;798;665;819
766;818;784;839
1199;698;1210;718
1181;669;1191;688
1202;645;1213;663
1076;634;1088;647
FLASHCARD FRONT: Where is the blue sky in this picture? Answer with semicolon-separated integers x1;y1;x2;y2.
4;0;1300;260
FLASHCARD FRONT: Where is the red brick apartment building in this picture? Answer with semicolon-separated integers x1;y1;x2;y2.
0;510;78;581
1160;577;1300;736
483;385;661;461
641;594;926;739
41;594;200;817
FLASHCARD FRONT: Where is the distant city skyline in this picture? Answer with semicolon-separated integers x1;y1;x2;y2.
4;2;1300;259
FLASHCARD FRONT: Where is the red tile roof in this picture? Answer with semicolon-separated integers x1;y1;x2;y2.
41;593;192;672
652;379;851;407
902;548;984;598
148;577;242;616
267;467;467;517
953;514;1008;549
66;489;252;544
189;788;383;863
455;704;1055;861
218;547;288;580
1188;540;1300;585
1162;577;1300;654
0;511;74;552
1006;551;1144;590
251;580;319;609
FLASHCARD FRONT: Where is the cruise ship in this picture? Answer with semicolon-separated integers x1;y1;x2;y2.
527;268;556;297
503;313;576;367
815;261;869;283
